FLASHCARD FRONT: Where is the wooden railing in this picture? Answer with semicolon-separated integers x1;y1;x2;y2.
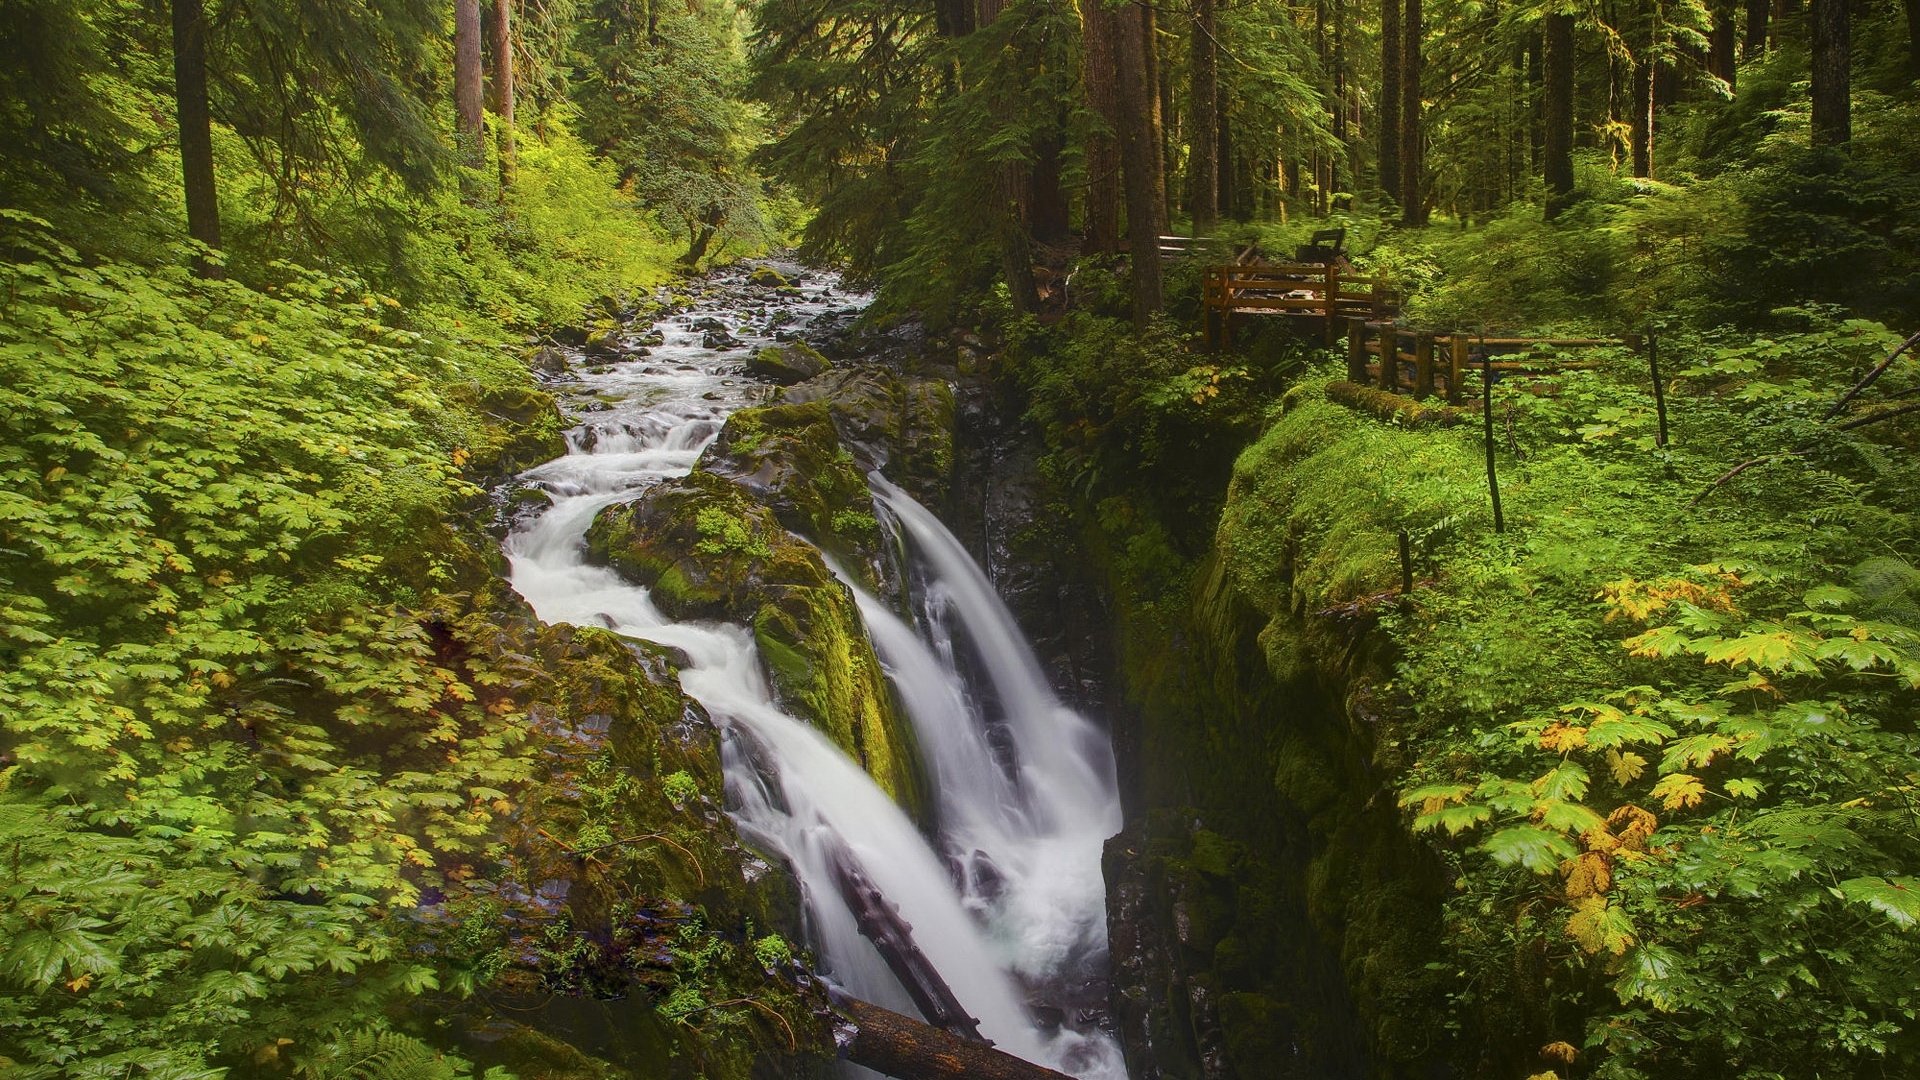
1203;263;1398;349
1346;319;1624;404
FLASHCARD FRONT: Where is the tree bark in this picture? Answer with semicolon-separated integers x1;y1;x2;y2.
1629;56;1652;177
1809;0;1850;145
490;0;515;178
171;0;221;277
1379;0;1401;205
679;203;724;268
1218;102;1236;219
1744;0;1769;58
1115;0;1165;323
1144;5;1174;229
1189;0;1220;230
1907;0;1920;75
1543;11;1575;219
1399;0;1426;223
841;999;1075;1080
1709;0;1737;87
1029;128;1072;245
454;0;485;159
1080;0;1122;253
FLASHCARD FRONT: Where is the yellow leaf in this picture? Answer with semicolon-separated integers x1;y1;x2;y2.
451;447;472;467
1607;749;1648;784
45;465;67;482
1651;773;1706;811
1538;722;1589;753
1540;1041;1578;1065
210;671;235;689
1565;895;1636;956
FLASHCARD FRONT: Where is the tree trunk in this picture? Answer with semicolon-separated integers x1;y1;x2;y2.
1809;0;1850;145
841;999;1075;1080
171;0;221;277
1527;30;1543;172
1399;0;1426;224
1080;0;1122;253
491;0;515;179
679;203;724;268
1379;0;1401;205
1543;11;1575;219
1629;57;1652;177
1744;0;1769;58
1029;128;1072;244
1115;0;1165;323
1218;103;1237;219
1190;0;1220;230
454;0;485;159
1908;0;1920;75
1708;0;1737;87
1331;0;1349;202
1144;6;1174;229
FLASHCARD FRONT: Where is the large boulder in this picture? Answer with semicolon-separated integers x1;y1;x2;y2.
746;343;831;385
700;400;880;563
780;368;955;505
584;474;924;814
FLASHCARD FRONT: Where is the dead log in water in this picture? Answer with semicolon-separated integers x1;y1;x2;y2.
826;840;985;1041
841;998;1076;1080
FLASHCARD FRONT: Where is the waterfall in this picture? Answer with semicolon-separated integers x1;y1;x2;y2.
504;265;1124;1079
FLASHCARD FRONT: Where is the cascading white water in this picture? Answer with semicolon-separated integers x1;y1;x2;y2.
503;264;1125;1079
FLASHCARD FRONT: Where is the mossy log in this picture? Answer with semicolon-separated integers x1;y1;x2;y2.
841;999;1074;1080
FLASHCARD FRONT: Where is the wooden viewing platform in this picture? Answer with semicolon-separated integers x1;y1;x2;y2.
1203;262;1398;349
1346;318;1624;403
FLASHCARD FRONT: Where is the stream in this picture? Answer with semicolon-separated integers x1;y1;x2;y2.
502;263;1127;1079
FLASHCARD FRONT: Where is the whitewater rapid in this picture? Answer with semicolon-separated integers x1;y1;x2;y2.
503;264;1125;1078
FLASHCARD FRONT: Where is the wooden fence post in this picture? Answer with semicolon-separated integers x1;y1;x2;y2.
1647;330;1670;447
1448;334;1467;405
1378;329;1397;391
1481;356;1506;533
1413;333;1435;399
1347;319;1369;383
1324;263;1342;345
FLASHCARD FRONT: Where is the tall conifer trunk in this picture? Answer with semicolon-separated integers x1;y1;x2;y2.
1809;0;1850;145
1630;56;1652;177
1379;0;1401;205
491;0;515;179
1081;0;1122;253
454;0;485;159
1115;1;1165;322
1543;11;1575;219
1709;0;1737;87
171;0;221;277
1744;0;1769;57
1399;0;1426;223
1190;0;1220;230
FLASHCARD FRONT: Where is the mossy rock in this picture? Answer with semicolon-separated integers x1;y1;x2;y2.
446;380;567;479
583;475;925;814
747;266;793;289
746;343;830;385
779;368;956;505
702;400;878;562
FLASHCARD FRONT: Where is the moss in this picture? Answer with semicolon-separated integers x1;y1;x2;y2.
777;369;957;505
583;472;925;816
702;400;877;562
751;583;924;813
1323;379;1470;427
745;343;830;385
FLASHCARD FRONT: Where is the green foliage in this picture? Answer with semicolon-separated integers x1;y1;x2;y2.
0;216;549;1075
694;507;775;558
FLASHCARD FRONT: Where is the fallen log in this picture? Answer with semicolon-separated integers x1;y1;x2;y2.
826;840;984;1041
841;998;1075;1080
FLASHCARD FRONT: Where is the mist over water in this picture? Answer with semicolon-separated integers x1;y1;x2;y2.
503;265;1125;1079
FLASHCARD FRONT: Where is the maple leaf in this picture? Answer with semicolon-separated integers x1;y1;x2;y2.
1607;749;1649;784
1651;773;1706;811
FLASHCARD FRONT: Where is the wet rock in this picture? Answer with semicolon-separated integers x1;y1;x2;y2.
703;330;742;350
583;473;926;814
748;266;793;289
780;368;956;505
701;399;879;563
529;346;571;376
745;343;831;386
